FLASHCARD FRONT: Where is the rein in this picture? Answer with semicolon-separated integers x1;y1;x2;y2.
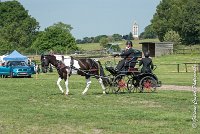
71;65;108;79
71;57;99;72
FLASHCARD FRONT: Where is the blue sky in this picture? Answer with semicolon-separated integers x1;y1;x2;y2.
14;0;161;39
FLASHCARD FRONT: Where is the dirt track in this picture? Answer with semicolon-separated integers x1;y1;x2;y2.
158;85;200;92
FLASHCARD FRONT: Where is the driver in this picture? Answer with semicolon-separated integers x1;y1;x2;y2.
114;40;136;72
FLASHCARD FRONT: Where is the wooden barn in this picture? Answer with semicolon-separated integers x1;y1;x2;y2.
139;42;173;57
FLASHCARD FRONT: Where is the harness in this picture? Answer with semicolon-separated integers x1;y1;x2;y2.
56;60;72;76
70;57;107;79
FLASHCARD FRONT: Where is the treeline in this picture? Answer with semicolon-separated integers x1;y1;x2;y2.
0;1;134;55
76;33;133;44
0;1;77;55
0;1;39;54
0;0;200;55
141;0;200;45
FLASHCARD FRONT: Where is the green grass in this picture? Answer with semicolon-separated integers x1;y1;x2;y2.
0;73;199;133
153;54;200;86
1;43;200;133
77;43;103;51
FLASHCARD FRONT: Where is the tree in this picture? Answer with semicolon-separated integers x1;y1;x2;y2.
93;35;108;43
140;24;157;39
122;35;128;40
32;22;78;54
0;1;39;52
164;30;181;48
127;32;133;40
99;37;109;48
76;39;82;44
112;34;122;41
82;37;93;44
151;0;200;44
0;38;12;55
179;0;200;44
151;0;174;41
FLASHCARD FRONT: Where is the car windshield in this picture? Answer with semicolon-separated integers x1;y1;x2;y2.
9;61;28;66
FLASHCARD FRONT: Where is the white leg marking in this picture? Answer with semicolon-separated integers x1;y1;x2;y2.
57;77;64;93
65;76;69;95
98;78;106;94
82;78;91;95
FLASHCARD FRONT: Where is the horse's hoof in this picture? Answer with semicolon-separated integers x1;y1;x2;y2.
82;92;86;95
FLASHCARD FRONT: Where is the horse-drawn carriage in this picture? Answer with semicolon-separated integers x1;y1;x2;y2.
41;53;161;95
104;56;162;94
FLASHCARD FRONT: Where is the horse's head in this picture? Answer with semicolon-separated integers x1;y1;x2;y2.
41;55;57;73
40;55;49;73
42;54;58;65
41;55;49;67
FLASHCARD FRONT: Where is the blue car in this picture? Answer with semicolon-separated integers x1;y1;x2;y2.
0;61;34;78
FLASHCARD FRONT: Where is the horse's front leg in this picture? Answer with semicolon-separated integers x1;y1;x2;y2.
64;76;69;95
98;78;106;94
82;78;91;95
57;77;64;94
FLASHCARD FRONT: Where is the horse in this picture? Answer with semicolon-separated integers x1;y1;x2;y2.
40;54;109;95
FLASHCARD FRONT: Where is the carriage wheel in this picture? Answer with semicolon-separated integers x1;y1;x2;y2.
139;76;157;93
111;80;120;93
112;75;129;93
104;75;115;94
105;82;117;94
127;78;138;93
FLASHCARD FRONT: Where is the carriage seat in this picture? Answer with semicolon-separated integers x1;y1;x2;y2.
124;57;139;72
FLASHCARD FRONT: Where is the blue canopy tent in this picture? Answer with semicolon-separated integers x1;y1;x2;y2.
3;50;28;61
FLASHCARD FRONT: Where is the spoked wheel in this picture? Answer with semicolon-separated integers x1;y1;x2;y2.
105;82;117;94
139;76;157;93
112;74;130;93
127;78;139;93
105;75;116;94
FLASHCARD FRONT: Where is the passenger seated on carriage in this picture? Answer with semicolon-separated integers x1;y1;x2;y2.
113;41;139;73
139;51;154;73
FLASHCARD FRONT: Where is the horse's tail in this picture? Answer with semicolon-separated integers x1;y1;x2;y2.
96;60;105;77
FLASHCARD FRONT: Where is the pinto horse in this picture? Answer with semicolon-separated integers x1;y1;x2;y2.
41;54;108;95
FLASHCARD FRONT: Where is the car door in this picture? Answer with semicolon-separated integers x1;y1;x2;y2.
0;65;11;76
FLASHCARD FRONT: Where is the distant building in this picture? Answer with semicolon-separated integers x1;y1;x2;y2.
132;21;139;39
139;42;174;57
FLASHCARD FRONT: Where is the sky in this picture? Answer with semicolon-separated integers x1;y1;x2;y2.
3;0;161;39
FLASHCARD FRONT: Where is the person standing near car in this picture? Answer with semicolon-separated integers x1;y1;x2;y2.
36;64;40;74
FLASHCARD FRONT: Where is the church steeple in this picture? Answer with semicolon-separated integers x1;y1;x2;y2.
132;21;139;39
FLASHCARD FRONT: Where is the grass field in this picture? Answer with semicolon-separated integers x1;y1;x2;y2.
1;50;200;133
0;73;199;134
